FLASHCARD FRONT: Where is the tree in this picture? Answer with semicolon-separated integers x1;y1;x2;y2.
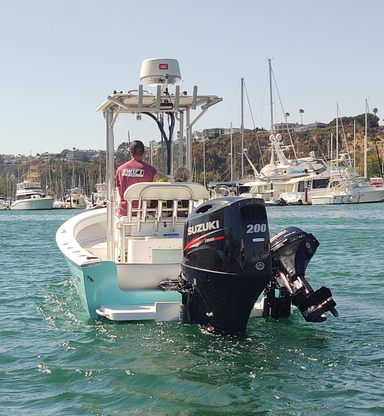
299;109;304;125
116;142;131;166
355;113;379;128
357;154;382;178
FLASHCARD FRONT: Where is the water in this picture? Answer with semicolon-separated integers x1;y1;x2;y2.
1;205;384;415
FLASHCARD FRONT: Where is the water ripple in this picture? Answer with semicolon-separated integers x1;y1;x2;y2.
1;207;384;414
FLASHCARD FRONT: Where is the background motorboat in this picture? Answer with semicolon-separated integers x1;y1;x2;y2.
10;181;54;210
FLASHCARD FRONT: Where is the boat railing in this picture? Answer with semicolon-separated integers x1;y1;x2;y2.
116;182;209;263
123;182;208;220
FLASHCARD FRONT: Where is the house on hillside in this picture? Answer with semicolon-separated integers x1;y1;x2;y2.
274;122;327;133
66;149;100;161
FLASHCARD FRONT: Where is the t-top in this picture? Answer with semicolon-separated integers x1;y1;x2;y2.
116;159;157;216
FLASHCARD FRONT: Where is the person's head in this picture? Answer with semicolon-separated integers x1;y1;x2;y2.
153;172;168;182
173;167;191;182
130;140;145;160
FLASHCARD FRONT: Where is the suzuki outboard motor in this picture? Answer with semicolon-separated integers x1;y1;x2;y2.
264;226;338;322
180;197;272;334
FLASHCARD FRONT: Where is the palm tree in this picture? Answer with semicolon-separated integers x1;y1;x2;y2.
299;109;304;125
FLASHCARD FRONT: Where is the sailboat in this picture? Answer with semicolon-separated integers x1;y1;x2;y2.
63;166;87;209
88;165;107;209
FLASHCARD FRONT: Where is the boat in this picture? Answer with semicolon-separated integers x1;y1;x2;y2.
10;181;54;210
63;187;88;209
239;60;332;204
311;105;384;205
241;149;331;204
311;157;384;205
56;58;337;333
61;165;88;209
0;195;9;210
370;177;383;188
311;175;384;204
209;184;232;198
88;183;107;209
10;162;54;211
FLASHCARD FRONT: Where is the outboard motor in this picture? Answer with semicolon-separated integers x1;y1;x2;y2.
180;197;272;334
264;226;338;322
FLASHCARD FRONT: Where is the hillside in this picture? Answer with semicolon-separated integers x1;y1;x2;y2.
1;114;383;198
192;119;384;184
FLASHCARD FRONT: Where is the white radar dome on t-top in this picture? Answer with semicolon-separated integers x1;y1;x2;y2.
139;58;181;87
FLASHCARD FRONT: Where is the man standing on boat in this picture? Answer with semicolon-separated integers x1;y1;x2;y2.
115;140;157;216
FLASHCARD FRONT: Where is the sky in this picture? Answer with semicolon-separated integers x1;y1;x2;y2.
1;0;384;156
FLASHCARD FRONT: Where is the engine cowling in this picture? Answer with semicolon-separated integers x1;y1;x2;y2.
180;197;272;333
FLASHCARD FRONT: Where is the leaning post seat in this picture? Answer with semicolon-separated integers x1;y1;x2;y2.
116;182;209;263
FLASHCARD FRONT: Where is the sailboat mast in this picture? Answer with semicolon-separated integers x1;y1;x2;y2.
382;143;384;176
48;157;52;192
364;99;368;178
268;59;275;165
353;120;356;171
60;164;63;199
230;122;233;181
72;165;75;189
336;104;339;162
241;77;244;179
268;59;273;135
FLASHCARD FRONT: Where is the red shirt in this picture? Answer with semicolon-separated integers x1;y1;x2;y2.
116;159;157;216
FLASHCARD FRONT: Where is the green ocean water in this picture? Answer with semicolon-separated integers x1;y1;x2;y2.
1;204;384;415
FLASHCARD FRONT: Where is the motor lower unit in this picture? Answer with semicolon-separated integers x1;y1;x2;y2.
264;226;338;322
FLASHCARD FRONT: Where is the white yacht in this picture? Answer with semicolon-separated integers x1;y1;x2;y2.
239;59;332;204
310;152;384;205
241;143;331;204
310;100;384;205
311;176;384;204
10;181;54;210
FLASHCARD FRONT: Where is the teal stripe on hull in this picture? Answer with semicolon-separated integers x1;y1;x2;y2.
65;259;181;319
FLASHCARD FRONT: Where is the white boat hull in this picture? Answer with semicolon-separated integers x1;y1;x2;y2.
56;206;188;320
311;188;384;205
10;197;54;210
